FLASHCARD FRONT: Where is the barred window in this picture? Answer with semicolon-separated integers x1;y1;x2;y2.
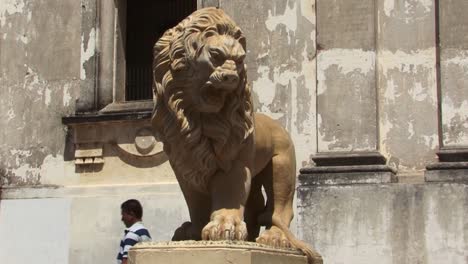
125;0;197;101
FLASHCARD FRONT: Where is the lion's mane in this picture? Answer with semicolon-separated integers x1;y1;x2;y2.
151;8;254;193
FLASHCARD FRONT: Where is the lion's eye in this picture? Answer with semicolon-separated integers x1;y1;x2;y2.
210;49;224;62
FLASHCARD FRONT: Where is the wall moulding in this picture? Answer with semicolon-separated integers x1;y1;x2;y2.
62;114;167;172
301;152;397;185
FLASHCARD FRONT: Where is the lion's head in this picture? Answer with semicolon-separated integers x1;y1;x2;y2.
151;8;254;192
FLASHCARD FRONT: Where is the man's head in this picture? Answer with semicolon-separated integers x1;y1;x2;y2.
121;199;143;228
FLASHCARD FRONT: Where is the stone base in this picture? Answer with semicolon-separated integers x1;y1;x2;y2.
299;165;397;185
425;162;468;182
128;241;307;264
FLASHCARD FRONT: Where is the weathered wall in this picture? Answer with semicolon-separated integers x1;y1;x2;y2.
220;0;317;168
377;0;438;173
439;0;468;147
0;0;80;185
0;183;188;264
1;0;467;263
298;182;468;264
316;0;378;152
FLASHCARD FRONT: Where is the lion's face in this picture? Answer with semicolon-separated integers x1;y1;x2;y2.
188;34;246;113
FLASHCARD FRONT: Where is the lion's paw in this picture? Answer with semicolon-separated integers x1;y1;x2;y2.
256;226;292;248
201;211;247;241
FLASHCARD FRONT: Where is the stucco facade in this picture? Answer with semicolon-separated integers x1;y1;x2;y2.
0;0;467;263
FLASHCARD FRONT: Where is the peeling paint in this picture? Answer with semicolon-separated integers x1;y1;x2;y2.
317;48;375;95
253;65;277;107
45;88;51;106
442;96;468;145
408;122;415;139
40;154;71;185
10;163;40;181
384;0;395;17
0;0;25;27
384;78;398;101
80;27;96;80
265;0;297;44
422;134;438;150
265;1;297;32
378;47;438;170
383;0;433;23
379;48;437;106
300;0;315;24
442;51;468;68
379;48;435;72
7;109;15;121
18;34;28;44
63;83;72;107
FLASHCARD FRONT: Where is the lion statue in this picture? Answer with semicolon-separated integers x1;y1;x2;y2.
151;7;322;264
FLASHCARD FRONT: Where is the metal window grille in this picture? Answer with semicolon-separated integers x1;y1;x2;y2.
125;0;197;101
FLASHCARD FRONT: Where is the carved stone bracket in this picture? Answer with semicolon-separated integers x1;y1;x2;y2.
62;111;168;171
75;143;104;165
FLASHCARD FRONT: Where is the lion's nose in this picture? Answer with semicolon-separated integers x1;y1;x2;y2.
223;73;239;84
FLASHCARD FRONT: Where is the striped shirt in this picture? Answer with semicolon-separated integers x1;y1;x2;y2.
117;222;151;263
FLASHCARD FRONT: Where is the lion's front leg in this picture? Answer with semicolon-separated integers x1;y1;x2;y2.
172;178;212;241
201;162;252;241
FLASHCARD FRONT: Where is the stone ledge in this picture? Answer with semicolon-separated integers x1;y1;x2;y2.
299;165;397;186
62;109;151;125
311;152;387;166
436;148;468;162
425;162;468;183
129;241;307;264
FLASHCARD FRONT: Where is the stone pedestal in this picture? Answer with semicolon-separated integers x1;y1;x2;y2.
128;241;307;264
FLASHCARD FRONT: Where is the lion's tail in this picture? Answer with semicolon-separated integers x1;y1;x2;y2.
271;215;323;264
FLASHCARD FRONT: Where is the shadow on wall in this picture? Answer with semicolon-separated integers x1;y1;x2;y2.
63;128;75;162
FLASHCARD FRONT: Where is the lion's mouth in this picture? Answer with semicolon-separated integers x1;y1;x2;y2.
201;83;227;107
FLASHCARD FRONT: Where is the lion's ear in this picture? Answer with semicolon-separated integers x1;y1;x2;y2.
238;36;246;51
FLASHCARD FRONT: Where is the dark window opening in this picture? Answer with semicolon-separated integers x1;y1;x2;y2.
126;0;197;101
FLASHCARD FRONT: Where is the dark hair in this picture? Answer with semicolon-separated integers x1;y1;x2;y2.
121;199;143;219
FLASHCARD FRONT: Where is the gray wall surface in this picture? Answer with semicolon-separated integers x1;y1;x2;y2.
298;182;468;264
0;0;80;185
0;183;188;264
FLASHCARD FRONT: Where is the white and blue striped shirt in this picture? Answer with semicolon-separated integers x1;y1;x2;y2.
117;222;151;263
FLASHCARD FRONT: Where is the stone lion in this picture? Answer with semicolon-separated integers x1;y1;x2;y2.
151;7;322;264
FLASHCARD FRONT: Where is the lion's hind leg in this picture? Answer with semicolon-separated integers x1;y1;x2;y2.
255;150;323;264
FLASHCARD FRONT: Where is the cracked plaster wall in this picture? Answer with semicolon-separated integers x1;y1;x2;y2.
439;0;468;147
377;0;438;173
316;0;378;152
0;0;81;186
220;0;317;169
315;0;442;173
